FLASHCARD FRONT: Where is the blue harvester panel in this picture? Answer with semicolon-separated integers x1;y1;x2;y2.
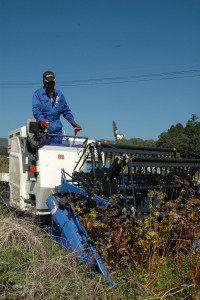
46;192;115;286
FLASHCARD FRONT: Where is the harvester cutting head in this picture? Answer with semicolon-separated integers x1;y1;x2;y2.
71;140;200;218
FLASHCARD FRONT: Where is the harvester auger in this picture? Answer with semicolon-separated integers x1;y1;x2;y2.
1;119;200;286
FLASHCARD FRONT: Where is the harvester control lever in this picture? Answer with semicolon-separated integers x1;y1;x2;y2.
43;121;50;133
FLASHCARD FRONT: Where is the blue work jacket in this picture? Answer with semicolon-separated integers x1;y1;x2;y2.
32;87;75;134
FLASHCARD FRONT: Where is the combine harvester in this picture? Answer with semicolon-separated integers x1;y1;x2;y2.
1;119;200;285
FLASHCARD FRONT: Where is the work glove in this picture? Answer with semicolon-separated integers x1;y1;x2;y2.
40;120;48;127
40;120;50;133
72;122;82;135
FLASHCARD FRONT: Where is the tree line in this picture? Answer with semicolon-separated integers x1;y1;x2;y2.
118;114;200;158
1;114;200;158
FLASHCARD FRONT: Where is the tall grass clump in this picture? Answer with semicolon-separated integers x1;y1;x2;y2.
0;215;112;300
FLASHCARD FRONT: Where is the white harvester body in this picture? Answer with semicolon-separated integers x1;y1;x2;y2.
6;121;88;215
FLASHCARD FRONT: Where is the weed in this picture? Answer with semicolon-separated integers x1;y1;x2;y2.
0;187;199;299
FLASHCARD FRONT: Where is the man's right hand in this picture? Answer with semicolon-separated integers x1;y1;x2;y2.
40;120;48;127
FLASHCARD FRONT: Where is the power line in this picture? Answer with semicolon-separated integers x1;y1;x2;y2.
0;68;200;88
59;73;200;87
58;68;200;84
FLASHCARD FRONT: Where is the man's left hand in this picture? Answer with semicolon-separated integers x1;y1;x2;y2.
72;122;82;135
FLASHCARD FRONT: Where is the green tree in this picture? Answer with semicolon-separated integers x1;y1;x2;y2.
117;138;156;147
156;115;200;158
184;114;200;158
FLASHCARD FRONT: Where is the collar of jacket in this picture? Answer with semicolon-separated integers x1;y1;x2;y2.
43;87;55;96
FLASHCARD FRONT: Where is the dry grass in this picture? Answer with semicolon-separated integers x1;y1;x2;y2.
0;216;48;259
0;215;111;300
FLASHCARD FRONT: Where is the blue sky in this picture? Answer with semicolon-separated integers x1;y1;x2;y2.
0;0;200;141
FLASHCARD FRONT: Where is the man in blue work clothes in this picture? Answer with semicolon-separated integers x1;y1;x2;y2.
32;70;82;144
